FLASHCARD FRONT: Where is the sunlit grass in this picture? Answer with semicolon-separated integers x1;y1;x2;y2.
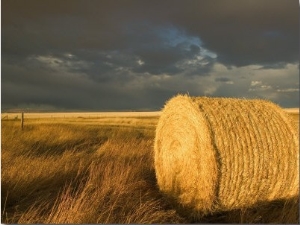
1;113;299;223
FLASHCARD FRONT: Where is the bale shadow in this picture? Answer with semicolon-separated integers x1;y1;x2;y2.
166;196;299;224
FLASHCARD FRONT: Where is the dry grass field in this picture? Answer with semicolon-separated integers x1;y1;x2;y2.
1;110;299;224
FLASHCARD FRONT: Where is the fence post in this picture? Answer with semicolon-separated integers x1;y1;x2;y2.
21;112;24;130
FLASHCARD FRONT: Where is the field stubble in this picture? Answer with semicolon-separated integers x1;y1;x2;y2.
1;111;299;223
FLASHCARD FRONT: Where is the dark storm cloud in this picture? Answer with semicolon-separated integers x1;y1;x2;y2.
215;77;231;83
2;60;142;110
133;45;195;75
2;0;298;110
3;0;297;66
168;1;299;67
257;62;289;70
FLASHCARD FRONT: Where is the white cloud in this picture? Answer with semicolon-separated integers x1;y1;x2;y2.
64;53;75;58
260;85;272;90
29;54;92;72
276;88;299;92
137;59;144;65
34;55;64;69
251;80;262;86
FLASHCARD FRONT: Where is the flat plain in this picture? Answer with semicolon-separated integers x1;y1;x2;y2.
1;109;299;223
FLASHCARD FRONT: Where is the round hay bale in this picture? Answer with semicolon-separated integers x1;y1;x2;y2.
154;95;299;214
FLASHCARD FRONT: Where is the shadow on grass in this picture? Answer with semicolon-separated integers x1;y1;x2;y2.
163;195;299;223
25;136;108;157
1;167;90;224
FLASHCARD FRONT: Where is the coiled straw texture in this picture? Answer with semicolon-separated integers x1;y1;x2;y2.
154;95;299;214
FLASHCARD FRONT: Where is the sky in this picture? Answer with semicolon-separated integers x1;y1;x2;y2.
2;0;299;111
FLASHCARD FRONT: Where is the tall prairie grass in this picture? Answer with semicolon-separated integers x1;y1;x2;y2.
1;114;299;223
